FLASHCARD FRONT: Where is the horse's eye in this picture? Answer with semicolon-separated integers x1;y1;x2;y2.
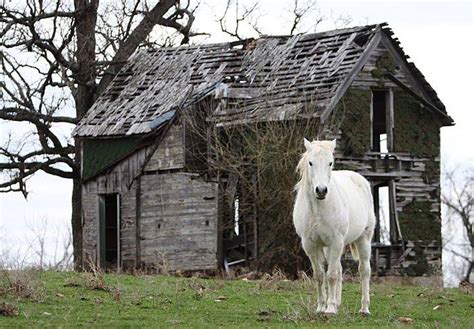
329;162;333;166
309;161;313;166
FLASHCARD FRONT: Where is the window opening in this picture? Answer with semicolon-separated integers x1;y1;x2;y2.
372;91;387;153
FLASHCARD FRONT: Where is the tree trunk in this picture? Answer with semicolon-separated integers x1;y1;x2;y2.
72;0;99;270
464;255;474;283
72;174;83;270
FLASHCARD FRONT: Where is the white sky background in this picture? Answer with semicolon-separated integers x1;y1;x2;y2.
0;0;473;283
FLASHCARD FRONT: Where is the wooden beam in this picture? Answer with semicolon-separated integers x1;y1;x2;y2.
386;89;394;151
135;176;141;269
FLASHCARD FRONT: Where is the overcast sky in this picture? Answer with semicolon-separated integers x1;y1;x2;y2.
1;0;473;282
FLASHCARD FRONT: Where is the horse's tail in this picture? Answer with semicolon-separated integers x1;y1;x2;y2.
349;243;359;262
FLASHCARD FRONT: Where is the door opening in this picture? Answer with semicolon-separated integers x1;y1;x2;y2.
373;180;401;245
99;194;120;270
373;183;390;245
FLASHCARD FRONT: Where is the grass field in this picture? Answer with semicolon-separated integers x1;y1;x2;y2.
1;270;472;328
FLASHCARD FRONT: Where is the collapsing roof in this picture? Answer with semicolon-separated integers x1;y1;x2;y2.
73;23;452;138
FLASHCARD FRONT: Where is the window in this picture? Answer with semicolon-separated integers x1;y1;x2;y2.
372;90;393;153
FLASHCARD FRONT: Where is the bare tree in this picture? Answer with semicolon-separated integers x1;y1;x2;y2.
287;0;323;35
216;0;323;41
217;0;260;40
0;0;202;270
442;165;473;283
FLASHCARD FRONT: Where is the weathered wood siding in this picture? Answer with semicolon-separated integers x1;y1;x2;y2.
82;189;98;264
139;172;218;271
145;122;184;171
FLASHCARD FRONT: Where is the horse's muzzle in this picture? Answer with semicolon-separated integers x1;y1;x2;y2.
315;186;328;199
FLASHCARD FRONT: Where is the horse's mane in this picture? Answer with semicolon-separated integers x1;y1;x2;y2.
295;152;309;190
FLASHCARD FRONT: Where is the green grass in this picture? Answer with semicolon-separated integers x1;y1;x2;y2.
1;271;472;328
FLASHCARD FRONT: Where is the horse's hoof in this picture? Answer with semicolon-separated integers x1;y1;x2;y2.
324;305;337;315
359;310;370;316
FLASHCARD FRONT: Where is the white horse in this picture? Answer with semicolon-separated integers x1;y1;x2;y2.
293;138;375;315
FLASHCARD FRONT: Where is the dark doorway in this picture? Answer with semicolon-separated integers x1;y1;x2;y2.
99;194;120;270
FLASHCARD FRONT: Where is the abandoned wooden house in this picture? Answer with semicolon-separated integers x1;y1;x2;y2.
73;23;453;276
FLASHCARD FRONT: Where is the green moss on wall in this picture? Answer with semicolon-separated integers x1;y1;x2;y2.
398;201;441;242
371;52;398;80
393;90;441;158
330;88;372;156
401;247;430;277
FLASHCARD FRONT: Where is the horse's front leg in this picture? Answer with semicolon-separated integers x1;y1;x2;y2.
311;248;327;313
325;240;344;315
303;240;327;313
336;261;343;307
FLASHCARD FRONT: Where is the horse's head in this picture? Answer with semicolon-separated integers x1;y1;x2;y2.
300;138;336;200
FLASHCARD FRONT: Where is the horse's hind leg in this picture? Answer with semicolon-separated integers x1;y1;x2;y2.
355;232;372;315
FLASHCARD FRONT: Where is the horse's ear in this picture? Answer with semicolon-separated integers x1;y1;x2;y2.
304;138;312;151
330;139;337;152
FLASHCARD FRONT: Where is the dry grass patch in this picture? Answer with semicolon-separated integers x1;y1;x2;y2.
0;269;45;301
0;302;19;317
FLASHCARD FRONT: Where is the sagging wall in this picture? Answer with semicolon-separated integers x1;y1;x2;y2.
82;122;219;271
